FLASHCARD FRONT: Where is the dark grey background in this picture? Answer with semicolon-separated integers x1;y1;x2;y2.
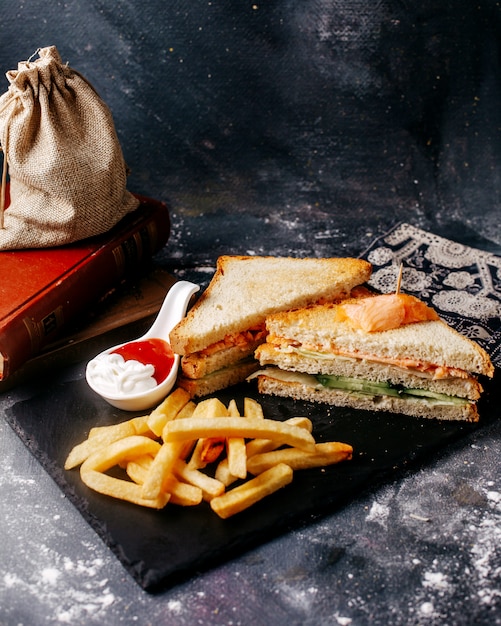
1;0;500;264
1;2;501;625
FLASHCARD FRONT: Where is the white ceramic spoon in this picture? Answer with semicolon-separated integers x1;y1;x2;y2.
86;280;199;411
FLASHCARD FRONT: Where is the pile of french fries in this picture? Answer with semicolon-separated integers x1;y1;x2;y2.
65;388;353;518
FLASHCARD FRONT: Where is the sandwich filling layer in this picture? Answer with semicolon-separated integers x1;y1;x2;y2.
255;344;483;401
181;326;266;379
250;367;475;409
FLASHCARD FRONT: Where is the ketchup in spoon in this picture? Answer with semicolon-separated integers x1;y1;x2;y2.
112;338;175;384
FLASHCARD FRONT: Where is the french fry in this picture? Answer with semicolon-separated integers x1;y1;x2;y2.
212;399;248;487
246;441;354;474
88;414;152;438
162;400;197;460
244;437;279;458
245;416;314;458
190;398;228;421
210;463;293;519
141;401;198;500
147;387;191;437
65;417;144;470
140;441;185;500
162;475;203;506
244;397;264;419
187;398;228;470
226;399;247;479
80;436;168;508
127;454;153;471
161;400;197;440
214;457;238;487
164;417;316;452
286;416;313;433
173;459;225;501
226;437;247;479
80;470;169;508
186;443;205;471
81;435;161;473
126;458;203;506
125;458;152;484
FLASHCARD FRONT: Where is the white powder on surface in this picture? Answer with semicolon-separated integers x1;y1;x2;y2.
334;615;353;625
1;527;117;624
0;420;125;626
365;500;390;527
41;568;61;585
275;580;318;613
419;602;435;616
3;572;22;588
168;600;183;615
387;464;500;623
287;442;501;625
487;491;501;504
422;571;449;591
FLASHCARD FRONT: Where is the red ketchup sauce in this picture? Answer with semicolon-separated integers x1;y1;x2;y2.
112;338;175;384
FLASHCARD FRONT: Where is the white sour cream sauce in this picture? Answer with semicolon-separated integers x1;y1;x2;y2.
86;353;157;395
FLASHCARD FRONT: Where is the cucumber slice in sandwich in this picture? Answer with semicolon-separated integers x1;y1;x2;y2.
316;374;469;406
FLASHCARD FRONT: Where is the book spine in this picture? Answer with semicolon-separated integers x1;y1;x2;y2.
0;196;170;380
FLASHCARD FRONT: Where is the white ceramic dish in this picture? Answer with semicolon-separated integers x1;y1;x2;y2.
85;280;199;411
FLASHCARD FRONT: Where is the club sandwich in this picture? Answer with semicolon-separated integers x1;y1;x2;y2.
253;292;494;421
169;255;372;397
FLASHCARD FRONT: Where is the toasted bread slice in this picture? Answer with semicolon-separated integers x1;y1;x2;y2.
263;304;494;378
169;256;372;355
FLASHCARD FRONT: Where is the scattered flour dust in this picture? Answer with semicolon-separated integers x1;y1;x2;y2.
3;545;116;624
167;599;183;615
275;579;319;613
419;601;436;616
365;500;390;527
334;615;353;625
408;473;501;620
422;571;450;591
356;465;501;622
40;567;61;585
364;487;394;527
2;490;118;625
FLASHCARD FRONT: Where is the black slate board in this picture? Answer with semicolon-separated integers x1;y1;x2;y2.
4;368;499;592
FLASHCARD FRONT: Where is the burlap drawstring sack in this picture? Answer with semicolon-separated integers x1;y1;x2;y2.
0;46;139;249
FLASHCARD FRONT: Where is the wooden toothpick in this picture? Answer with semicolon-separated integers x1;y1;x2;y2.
395;263;403;295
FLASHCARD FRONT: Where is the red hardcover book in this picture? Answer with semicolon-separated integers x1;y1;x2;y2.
0;193;170;381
